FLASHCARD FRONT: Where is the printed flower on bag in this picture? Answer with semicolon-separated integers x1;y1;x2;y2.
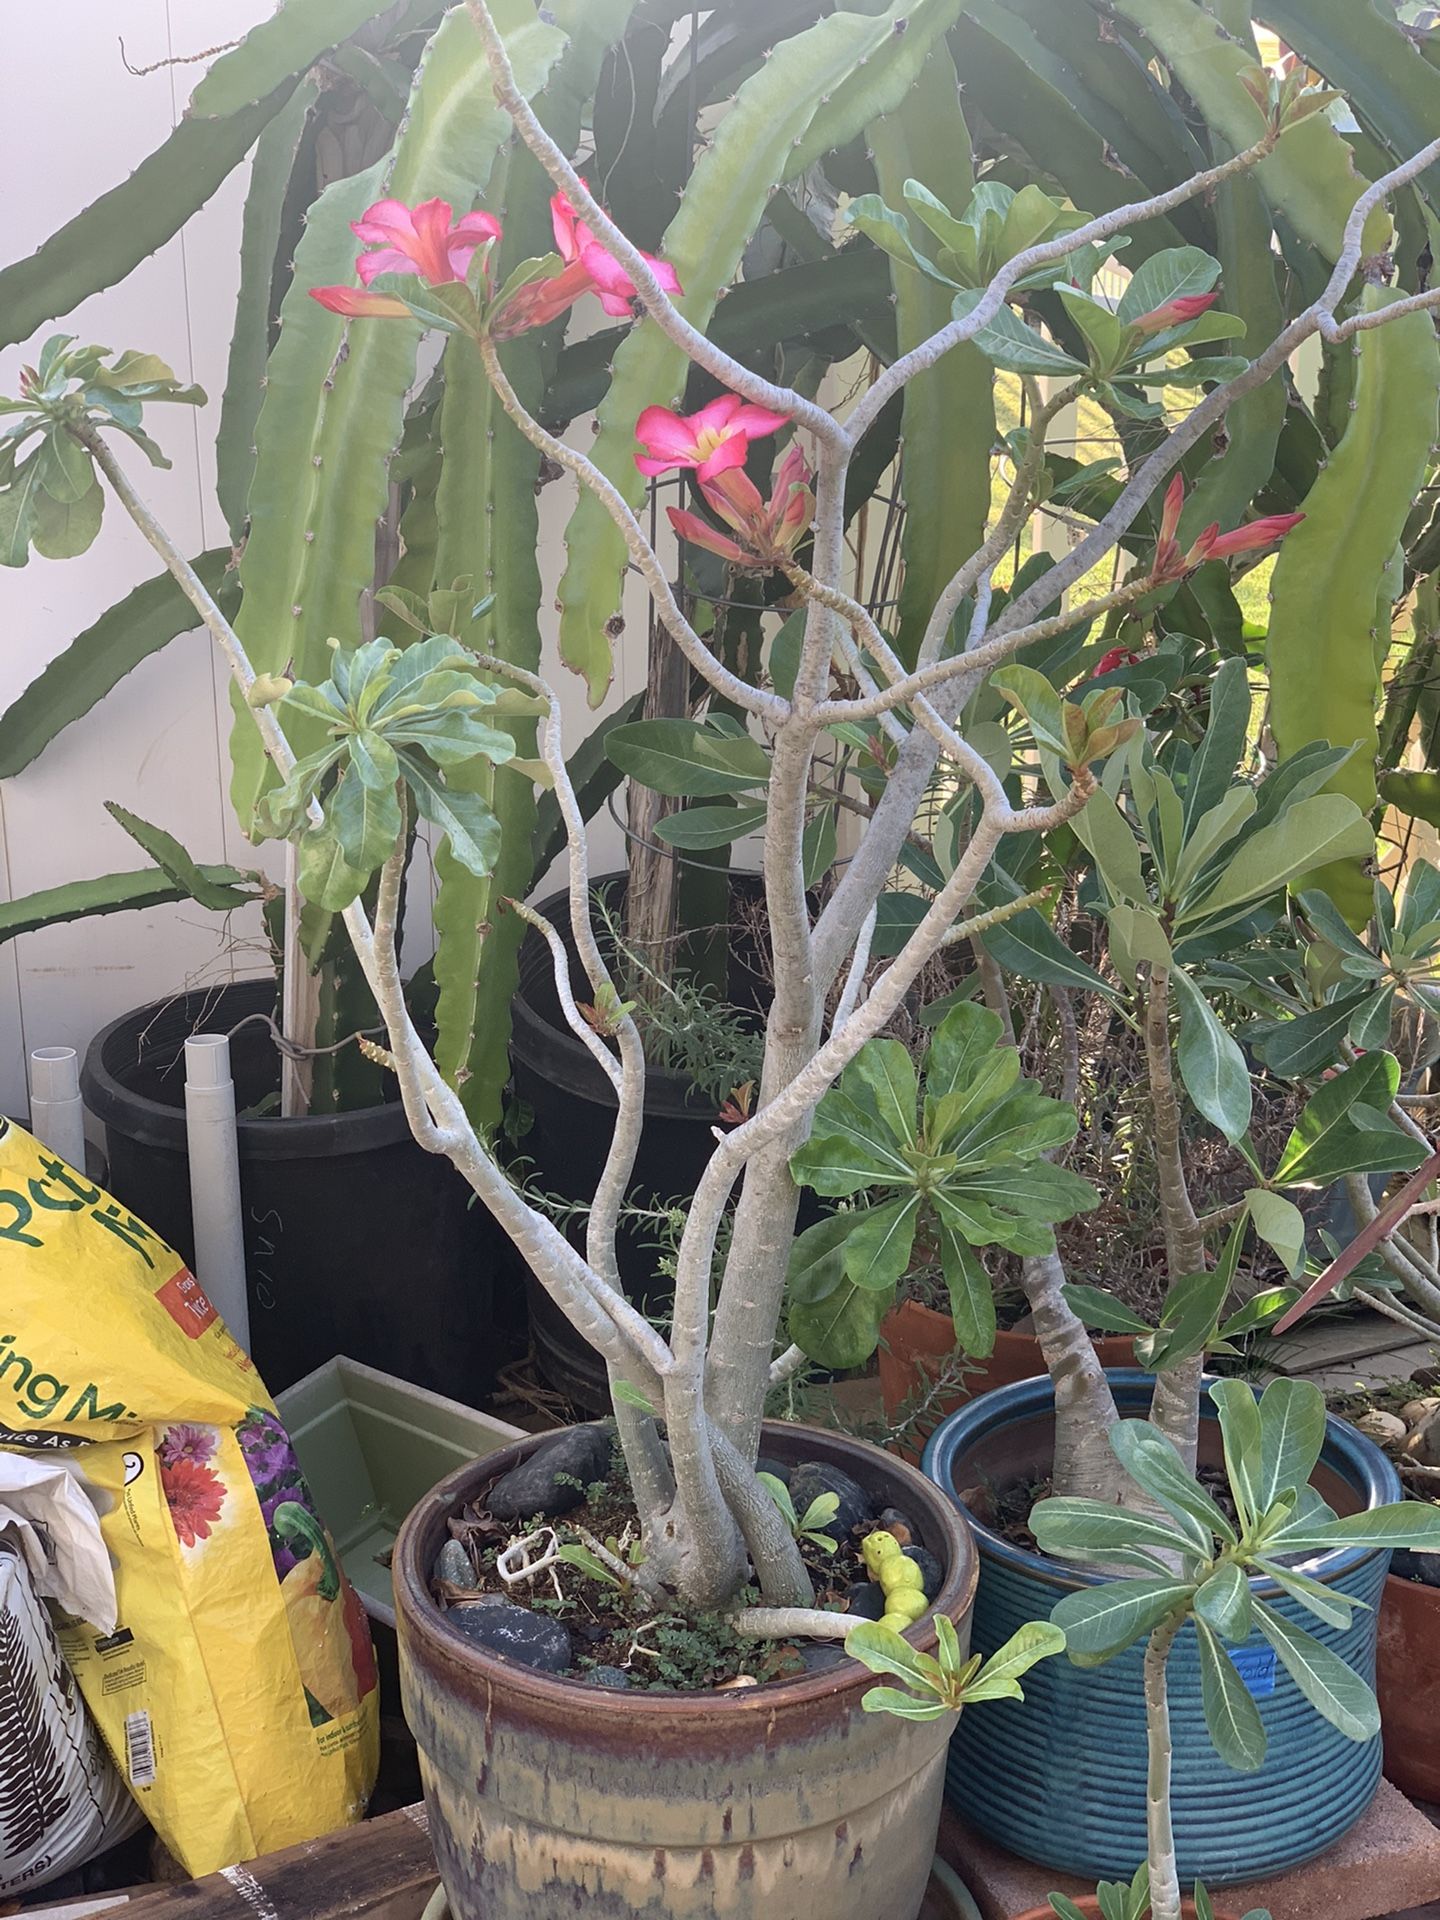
161;1456;226;1549
157;1422;218;1468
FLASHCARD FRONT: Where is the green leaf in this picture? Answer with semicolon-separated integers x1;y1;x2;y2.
960;1621;1067;1703
555;1542;624;1590
1194;1563;1253;1644
842;1195;922;1294
0;456;47;565
1253;1601;1380;1743
400;755;501;878
102;803;257;915
1073;787;1148;904
1171;788;1258;901
936;1213;997;1358
992;663;1069;755
1272;1501;1440;1555
923;999;1008;1105
858;1687;950;1721
791;1092;913;1194
1178;658;1254;841
802;805;838;889
606;718;771;797
850;1039;919;1148
1248;990;1378;1080
1196;1618;1267;1771
1178;796;1374;929
926;1048;1023;1151
611;1379;656;1416
1052;1579;1195;1662
1060;1285;1151;1336
845;1620;946;1691
846;196;958;285
757;1472;799;1533
1057;286;1131;374
952;288;1088;375
1209;1380;1264;1533
1272;1051;1422;1186
1250;1558;1361;1633
1030;1498;1202;1569
1109;1419;1234;1547
1171;967;1252;1143
1117;245;1222;325
1246;1189;1305;1278
1254;1378;1327;1518
788;1275;891;1370
30;473;103;559
329;763;403;874
786;1212;854;1306
978;889;1118;1000
296;824;368;911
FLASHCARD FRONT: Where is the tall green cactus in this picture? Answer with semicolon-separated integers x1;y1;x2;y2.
216;79;322;543
1178;0;1285;542
229;2;567;828
555;0;964;702
1268;284;1440;924
0;0;407;350
867;46;993;667
429;0;639;1128
1099;0;1389;265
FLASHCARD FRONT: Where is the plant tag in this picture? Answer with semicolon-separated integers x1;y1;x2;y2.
1231;1644;1277;1699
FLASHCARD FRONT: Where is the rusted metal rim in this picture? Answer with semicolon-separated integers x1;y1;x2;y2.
394;1417;978;1721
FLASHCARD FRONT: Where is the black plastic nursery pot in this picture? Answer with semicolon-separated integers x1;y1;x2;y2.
80;980;498;1399
395;1418;978;1920
508;872;774;1411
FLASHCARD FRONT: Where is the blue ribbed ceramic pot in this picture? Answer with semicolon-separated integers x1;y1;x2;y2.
922;1372;1398;1887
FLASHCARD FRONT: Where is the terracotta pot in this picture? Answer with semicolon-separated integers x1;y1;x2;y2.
1377;1570;1440;1801
878;1298;1135;1461
1013;1903;1235;1919
396;1419;978;1920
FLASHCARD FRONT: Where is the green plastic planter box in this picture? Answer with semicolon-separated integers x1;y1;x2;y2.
276;1355;524;1628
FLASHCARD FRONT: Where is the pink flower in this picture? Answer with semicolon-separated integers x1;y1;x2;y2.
492;194;682;337
636;393;793;483
1149;474;1304;584
159;1422;218;1468
352;197;500;286
669;444;814;568
310;196;500;317
552;194;682;317
1127;291;1221;339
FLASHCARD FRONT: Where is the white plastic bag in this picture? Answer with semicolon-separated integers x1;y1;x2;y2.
0;1537;140;1897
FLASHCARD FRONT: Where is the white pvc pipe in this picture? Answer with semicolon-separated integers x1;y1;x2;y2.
28;1047;86;1171
183;1034;250;1352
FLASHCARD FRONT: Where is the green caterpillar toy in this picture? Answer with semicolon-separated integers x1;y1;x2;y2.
861;1529;929;1633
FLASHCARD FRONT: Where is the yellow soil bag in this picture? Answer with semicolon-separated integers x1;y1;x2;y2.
0;1119;378;1875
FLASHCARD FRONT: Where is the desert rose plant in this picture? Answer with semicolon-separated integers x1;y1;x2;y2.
1031;1378;1440;1920
9;0;1440;1637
